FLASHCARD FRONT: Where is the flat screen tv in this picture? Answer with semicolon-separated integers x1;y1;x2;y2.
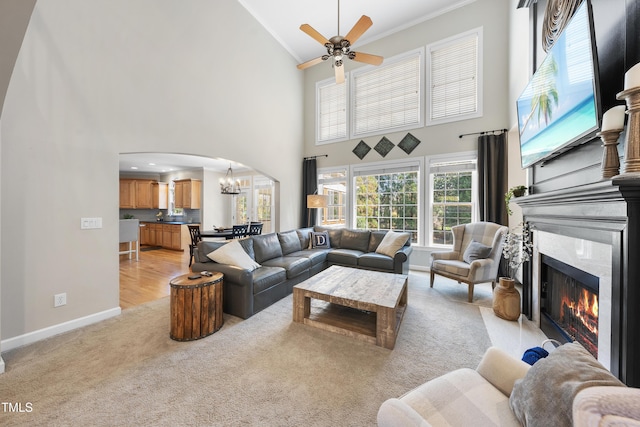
517;0;600;168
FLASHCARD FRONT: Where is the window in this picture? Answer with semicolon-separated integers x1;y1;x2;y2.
318;168;347;227
351;49;423;138
428;154;477;246
353;161;420;243
426;28;483;125
231;176;275;234
316;78;348;144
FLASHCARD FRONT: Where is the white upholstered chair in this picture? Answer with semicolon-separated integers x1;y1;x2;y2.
430;221;508;302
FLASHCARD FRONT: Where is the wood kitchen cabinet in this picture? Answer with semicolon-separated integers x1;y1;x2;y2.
139;223;150;245
119;180;136;209
174;179;202;209
152;182;168;209
162;224;182;250
119;179;155;209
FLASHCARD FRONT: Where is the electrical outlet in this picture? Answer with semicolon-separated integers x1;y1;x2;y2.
54;293;66;307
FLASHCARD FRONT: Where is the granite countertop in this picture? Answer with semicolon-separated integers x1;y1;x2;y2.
139;221;200;225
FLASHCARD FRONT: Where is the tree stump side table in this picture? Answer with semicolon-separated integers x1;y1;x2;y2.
170;272;224;341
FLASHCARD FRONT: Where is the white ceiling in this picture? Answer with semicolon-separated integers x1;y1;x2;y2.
119;153;248;175
120;0;475;174
239;0;476;63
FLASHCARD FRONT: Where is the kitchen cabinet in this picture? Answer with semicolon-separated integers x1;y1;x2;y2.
139;223;150;245
119;179;155;209
140;222;198;251
119;180;136;209
174;179;202;209
152;182;168;209
162;224;182;250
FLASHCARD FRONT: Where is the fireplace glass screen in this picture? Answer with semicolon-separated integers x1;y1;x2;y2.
540;255;599;358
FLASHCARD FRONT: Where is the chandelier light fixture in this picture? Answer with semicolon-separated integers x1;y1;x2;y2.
220;163;240;195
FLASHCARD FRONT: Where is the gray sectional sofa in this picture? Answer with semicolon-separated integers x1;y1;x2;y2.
191;226;413;319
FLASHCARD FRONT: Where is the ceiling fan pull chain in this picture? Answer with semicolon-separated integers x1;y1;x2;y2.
337;0;340;36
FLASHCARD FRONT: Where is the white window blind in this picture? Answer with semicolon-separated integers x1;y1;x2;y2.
428;29;482;124
352;50;422;137
316;79;348;144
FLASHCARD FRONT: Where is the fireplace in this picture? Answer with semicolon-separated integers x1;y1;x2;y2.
540;255;599;358
516;178;640;387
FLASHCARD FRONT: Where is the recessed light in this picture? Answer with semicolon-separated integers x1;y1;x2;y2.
148;163;156;166
131;166;138;170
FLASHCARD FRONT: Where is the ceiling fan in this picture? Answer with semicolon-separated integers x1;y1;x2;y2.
296;0;383;84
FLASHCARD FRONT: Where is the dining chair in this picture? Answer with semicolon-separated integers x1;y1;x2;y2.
232;224;249;239
248;222;263;235
187;225;202;266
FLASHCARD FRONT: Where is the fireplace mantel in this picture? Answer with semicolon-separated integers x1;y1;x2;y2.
516;178;640;386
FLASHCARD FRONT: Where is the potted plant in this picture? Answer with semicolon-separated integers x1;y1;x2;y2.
494;222;533;320
505;185;527;216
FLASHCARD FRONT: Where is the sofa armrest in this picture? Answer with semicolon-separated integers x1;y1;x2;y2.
192;263;253;287
573;386;640;426
475;347;530;397
377;398;432;427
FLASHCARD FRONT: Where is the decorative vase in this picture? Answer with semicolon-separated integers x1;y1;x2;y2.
493;277;521;321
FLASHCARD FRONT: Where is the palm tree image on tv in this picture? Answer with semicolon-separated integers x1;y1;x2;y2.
519;55;559;136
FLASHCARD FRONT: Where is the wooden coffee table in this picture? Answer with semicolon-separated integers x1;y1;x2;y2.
293;266;408;349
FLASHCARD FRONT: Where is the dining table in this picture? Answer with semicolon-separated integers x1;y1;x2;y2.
200;228;233;239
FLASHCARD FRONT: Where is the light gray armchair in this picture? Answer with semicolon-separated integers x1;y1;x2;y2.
430;221;508;302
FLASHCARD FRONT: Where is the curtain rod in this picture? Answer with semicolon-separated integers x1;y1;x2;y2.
458;128;508;139
303;154;328;160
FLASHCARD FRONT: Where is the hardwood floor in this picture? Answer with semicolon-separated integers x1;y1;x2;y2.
119;247;191;309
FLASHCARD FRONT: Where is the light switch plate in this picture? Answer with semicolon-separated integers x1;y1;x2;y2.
81;217;103;229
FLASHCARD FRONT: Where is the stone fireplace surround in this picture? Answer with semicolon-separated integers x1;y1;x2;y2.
517;177;640;387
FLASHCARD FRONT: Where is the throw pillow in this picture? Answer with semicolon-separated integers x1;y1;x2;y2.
206;239;261;271
310;231;331;249
462;240;492;263
375;230;410;257
509;342;624;427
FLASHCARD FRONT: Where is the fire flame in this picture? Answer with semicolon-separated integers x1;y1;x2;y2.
559;288;598;337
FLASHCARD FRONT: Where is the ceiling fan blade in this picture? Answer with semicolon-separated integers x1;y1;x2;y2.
334;63;345;84
351;51;384;66
300;24;330;46
297;56;326;70
344;15;373;45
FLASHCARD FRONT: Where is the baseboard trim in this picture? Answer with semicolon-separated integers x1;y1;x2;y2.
1;307;121;353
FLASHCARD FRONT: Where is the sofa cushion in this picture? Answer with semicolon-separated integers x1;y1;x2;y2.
368;231;388;253
399;368;520;426
252;266;287;294
431;259;470;278
375;230;410;257
296;227;314;249
289;249;330;267
463;240;492;263
310;231;331;249
327;249;362;266
252;233;283;263
261;256;311;279
206;240;261;272
358;253;394;271
340;229;371;252
314;226;342;247
509;342;625;427
196;241;226;263
278;230;302;255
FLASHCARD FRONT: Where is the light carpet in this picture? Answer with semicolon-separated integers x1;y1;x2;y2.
0;272;492;426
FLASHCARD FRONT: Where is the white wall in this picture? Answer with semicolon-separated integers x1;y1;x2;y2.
1;0;303;344
301;0;510;268
302;0;510;169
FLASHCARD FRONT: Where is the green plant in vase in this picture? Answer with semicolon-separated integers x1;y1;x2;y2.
505;185;527;216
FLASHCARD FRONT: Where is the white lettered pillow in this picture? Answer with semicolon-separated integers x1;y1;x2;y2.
207;240;261;271
375;230;410;257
